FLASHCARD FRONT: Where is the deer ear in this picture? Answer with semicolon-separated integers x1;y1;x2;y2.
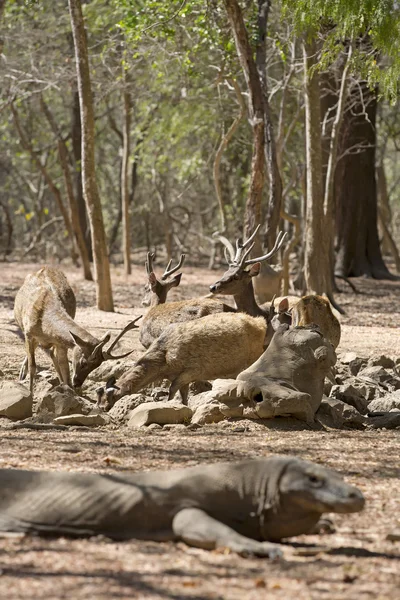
278;297;289;313
168;273;182;288
70;331;92;349
248;262;261;277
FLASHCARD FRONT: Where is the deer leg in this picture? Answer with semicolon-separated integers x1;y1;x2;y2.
25;337;37;394
19;357;28;381
51;347;71;387
168;377;189;404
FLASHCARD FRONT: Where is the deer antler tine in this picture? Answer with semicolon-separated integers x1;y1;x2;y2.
239;241;255;266
242;224;261;248
146;252;156;275
214;234;235;263
244;231;288;265
104;316;142;357
162;254;186;280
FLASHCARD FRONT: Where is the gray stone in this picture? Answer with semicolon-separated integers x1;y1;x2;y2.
146;423;163;431
358;366;398;387
386;529;400;542
367;412;400;429
368;355;395;369
127;401;193;428
191;403;225;425
316;397;366;429
329;383;370;414
0;381;33;420
36;385;94;418
108;394;150;423
187;391;217;412
53;413;111;426
340;352;359;365
368;391;400;413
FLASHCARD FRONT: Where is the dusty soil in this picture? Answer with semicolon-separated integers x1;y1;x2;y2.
0;260;399;599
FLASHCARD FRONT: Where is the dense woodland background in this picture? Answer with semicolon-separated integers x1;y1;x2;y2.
1;0;400;310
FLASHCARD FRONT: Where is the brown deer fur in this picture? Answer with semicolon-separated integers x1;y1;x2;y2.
109;312;267;405
14;267;138;392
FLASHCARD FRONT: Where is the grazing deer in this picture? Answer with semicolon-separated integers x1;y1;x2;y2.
14;267;140;392
101;312;267;406
139;252;236;349
209;227;340;348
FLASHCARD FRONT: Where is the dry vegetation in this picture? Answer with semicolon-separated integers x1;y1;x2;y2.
0;261;399;599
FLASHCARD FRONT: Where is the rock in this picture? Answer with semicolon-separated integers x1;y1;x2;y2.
0;381;33;420
191;403;225;425
211;379;240;401
386;529;400;542
329;383;370;414
368;355;395;369
108;394;150;423
316;397;366;429
87;359;133;382
367;412;400;429
0;369;4;378
53;413;111;426
368;390;400;413
187;391;217;412
149;386;170;401
146;423;163;431
189;381;212;395
340;352;358;365
358;366;399;388
36;385;94;418
36;370;60;386
162;424;187;431
127;401;192;428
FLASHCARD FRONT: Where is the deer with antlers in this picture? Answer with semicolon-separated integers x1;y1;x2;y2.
14;267;140;392
210;226;340;348
139;252;236;349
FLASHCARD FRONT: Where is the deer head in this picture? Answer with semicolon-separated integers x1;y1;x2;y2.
71;316;142;388
141;252;186;307
209;226;287;295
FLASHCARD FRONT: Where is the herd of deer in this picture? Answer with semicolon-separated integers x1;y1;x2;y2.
13;226;341;408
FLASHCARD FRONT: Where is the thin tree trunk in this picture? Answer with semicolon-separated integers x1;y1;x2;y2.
303;37;334;300
71;88;92;260
223;0;265;243
376;163;400;272
40;96;93;280
256;0;282;250
121;89;132;275
68;0;114;310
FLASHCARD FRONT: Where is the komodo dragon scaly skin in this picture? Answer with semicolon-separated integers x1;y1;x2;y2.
0;457;364;558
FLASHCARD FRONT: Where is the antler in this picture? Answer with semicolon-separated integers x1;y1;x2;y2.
212;232;235;263
162;254;186;280
145;252;156;276
232;224;261;264
244;230;288;265
103;316;142;360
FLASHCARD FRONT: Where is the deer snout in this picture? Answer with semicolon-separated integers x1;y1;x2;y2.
209;283;219;293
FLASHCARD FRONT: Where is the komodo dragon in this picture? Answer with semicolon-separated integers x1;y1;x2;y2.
0;457;364;557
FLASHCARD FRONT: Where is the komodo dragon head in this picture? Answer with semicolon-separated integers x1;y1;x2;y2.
278;459;365;514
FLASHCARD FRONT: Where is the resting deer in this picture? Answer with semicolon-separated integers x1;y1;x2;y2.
210;226;340;348
100;312;268;406
14;267;140;392
139;252;236;349
209;226;287;321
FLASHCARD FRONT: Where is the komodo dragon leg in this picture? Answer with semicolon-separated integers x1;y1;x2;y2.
172;508;282;559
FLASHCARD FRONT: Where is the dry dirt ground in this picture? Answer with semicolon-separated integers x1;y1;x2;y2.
0;260;399;600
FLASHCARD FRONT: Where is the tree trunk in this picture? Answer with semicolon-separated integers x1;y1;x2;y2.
335;83;393;279
121;89;132;275
256;0;282;250
222;0;265;243
68;0;114;310
71;88;92;261
303;37;334;298
40;95;93;280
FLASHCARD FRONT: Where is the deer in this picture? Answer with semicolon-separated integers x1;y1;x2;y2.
139;252;236;349
209;226;341;349
14;266;141;393
98;312;268;407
